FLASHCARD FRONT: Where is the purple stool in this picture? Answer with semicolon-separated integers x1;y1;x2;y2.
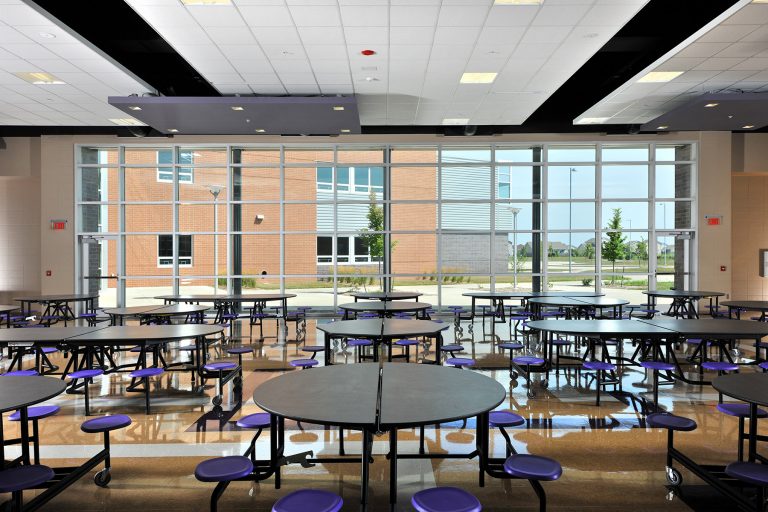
394;338;419;363
759;361;768;373
9;405;60;464
646;413;697;486
445;357;475;369
582;361;617;406
78;312;97;326
226;346;253;367
512;356;545;398
203;362;241;412
717;403;768;462
639;361;674;414
34;346;59;375
503;454;562;512
4;370;39;377
67;368;104;416
195;455;254;512
272;489;343;512
498;342;524;378
439;344;464;363
725;461;768;510
701;361;739;403
301;345;325;362
129;367;165;414
81;414;132;486
347;338;373;363
411;487;481;512
489;410;525;458
290;358;318;369
0;464;54;511
236;412;271;466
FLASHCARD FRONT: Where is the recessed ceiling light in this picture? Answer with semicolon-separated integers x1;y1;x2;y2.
38;32;56;39
128;106;142;111
743;125;755;129
255;129;266;133
364;76;379;82
14;72;65;85
704;102;719;108
753;0;768;4
180;0;231;4
168;128;179;133
494;0;543;4
442;118;470;125
231;106;244;111
333;106;345;111
109;118;144;126
637;71;684;83
576;117;610;125
657;125;668;130
340;129;351;133
460;72;497;84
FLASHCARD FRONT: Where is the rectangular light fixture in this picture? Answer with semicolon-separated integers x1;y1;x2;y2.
657;125;668;130
494;0;543;4
752;0;768;4
109;118;144;126
442;118;470;125
704;102;719;108
180;0;231;5
255;129;266;133
575;117;610;125
637;71;684;83
168;128;179;133
14;72;66;85
340;129;351;133
231;106;244;111
128;106;142;111
460;72;497;84
333;106;345;111
743;125;755;129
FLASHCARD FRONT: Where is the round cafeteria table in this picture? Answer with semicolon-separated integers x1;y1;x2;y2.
721;300;768;321
528;296;629;320
103;304;209;325
252;363;506;507
643;290;725;319
338;301;432;319
713;373;768;463
0;304;19;328
349;291;423;302
14;294;98;325
155;293;296;323
315;318;449;364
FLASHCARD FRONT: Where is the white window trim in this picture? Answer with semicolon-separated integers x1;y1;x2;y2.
156;150;194;184
316;235;378;265
157;234;193;268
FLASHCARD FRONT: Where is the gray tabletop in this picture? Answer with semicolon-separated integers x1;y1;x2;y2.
640;318;768;338
527;319;673;337
0;376;66;413
156;294;295;302
722;300;768;311
338;302;432;314
252;363;505;429
463;291;529;299
316;319;449;339
528;297;594;307
15;294;97;302
643;290;725;298
104;304;209;317
71;324;223;343
0;305;19;314
0;326;106;343
713;373;768;407
350;292;423;301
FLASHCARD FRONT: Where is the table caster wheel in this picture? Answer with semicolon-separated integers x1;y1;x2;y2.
212;395;223;407
94;468;111;487
527;390;534;399
665;466;682;486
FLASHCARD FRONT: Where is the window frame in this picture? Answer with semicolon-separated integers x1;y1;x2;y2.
157;234;193;268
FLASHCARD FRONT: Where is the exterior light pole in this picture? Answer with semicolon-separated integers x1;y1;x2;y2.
206;185;224;295
569;168;577;273
509;206;521;289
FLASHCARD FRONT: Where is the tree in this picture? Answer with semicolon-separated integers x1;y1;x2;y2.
584;242;595;260
636;237;649;263
601;208;626;284
358;191;396;288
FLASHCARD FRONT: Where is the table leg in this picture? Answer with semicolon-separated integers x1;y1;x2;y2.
478;412;488;486
19;407;30;465
361;429;371;507
389;428;397;505
749;403;757;463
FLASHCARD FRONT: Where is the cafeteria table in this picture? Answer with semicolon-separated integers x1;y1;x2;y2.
527;296;629;320
337;301;432;320
156;293;296;324
349;291;423;302
722;300;768;321
14;294;97;325
103;304;208;325
643;290;725;319
252;363;505;508
0;304;19;328
315;318;449;364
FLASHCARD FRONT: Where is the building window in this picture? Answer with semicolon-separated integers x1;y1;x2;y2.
498;166;511;199
316;235;374;264
157;149;194;183
317;236;332;263
316;166;382;194
158;235;192;267
317;167;333;191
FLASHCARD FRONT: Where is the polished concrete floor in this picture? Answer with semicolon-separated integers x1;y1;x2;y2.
3;315;765;511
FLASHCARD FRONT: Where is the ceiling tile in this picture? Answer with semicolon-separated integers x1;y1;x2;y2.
390;6;439;27
204;26;257;45
533;5;590;26
716;42;768;58
187;5;245;27
238;5;294;26
676;42;732;59
298;26;345;45
388;26;434;45
288;6;341;26
304;45;348;60
390;45;431;61
339;5;388;26
219;44;268;61
521;26;573;44
433;27;482;45
2;43;59;60
312;59;352;73
271;60;314;73
692;57;746;71
437;5;490;27
252;27;302;45
344;26;389;45
486;5;539;27
697;24;760;43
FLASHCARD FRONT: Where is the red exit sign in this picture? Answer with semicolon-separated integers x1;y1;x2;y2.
50;219;67;230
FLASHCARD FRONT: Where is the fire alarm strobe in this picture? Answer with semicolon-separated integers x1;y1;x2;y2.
50;219;67;230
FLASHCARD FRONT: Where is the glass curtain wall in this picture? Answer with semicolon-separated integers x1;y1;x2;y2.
75;142;696;308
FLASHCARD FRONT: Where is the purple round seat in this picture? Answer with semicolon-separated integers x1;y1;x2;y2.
227;347;252;355
394;339;418;346
204;362;237;372
290;358;318;369
236;412;270;429
550;339;571;346
411;487;481;512
646;413;697;431
489;410;525;428
509;315;529;321
178;345;196;351
759;361;768;371
716;403;768;419
272;489;343;512
221;313;238;320
4;370;39;376
81;414;132;433
9;405;60;422
440;344;464;352
640;361;674;372
725;461;768;486
583;361;616;371
38;347;58;354
446;357;475;368
347;338;373;347
301;345;325;353
68;368;104;379
0;465;54;493
130;367;164;378
195;455;253;482
503;454;562;481
513;356;545;366
129;346;143;353
701;361;738;372
498;342;524;351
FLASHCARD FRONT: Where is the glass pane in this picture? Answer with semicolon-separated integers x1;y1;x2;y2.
125;168;173;201
82;238;119;309
601;202;648;230
337;148;384;164
655;201;692;229
317;236;332;257
391;166;437;200
442;203;490;230
236;234;280;276
284;277;334;307
285;167;318;200
546;232;596;274
507;165;541;200
441;147;491;163
655;235;677;278
178;204;226;232
548;275;597;294
284;234;320;274
601;144;649;162
354;167;368;192
656;164;693;198
178;169;227;201
178;148;227;166
231;147;280;165
79;167;118;202
441;232;490;274
237;274;280;293
336;167;349;191
548;145;596;163
235;203;281;232
125;279;173;306
547;165;595;199
233;168;280;201
79;146;118;166
338;203;380;231
656;144;694;162
178;235;224;277
391;203;437;231
547;203;595;230
495;203;539;231
124;235;172;276
391;233;437;275
441;166;491;200
125;205;172;232
494;231;533;277
284;148;333;165
124;147;172;165
496;146;540;163
79;205;119;233
624;232;650;274
602;165;649;198
337;236;350;257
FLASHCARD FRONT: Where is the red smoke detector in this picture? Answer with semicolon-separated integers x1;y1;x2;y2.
361;49;376;56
